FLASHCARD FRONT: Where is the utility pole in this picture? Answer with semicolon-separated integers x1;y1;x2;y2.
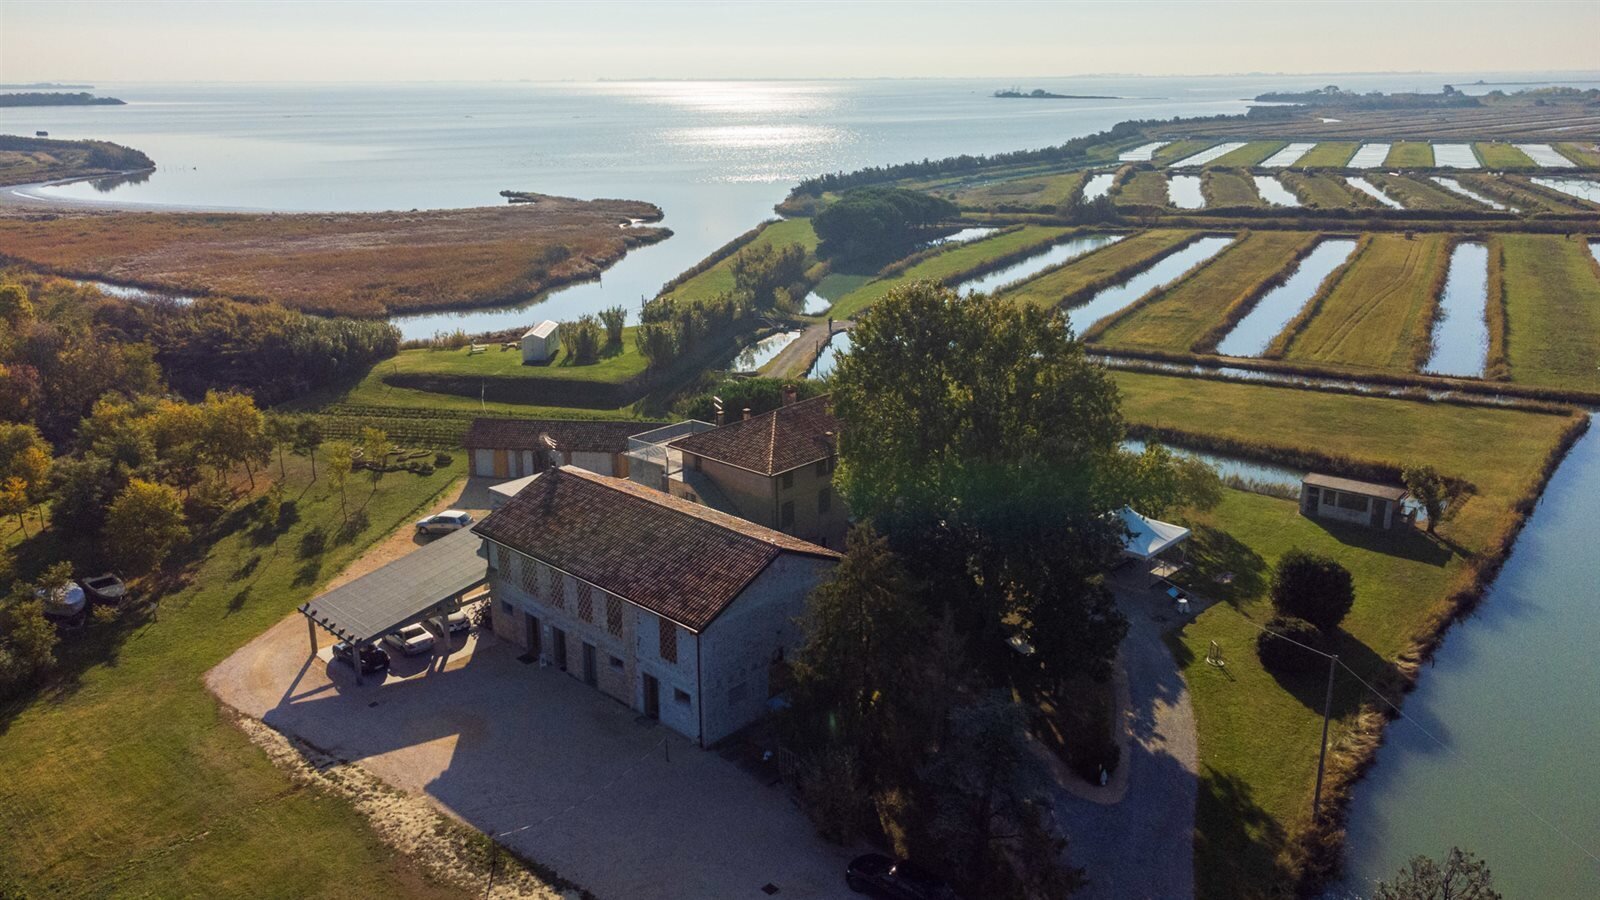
1312;653;1339;822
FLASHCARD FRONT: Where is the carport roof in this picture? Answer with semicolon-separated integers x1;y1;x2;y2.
299;526;488;644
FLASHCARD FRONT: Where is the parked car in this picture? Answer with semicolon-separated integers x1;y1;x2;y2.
846;854;958;899
415;510;473;535
332;641;390;674
383;622;436;656
441;609;472;634
37;582;88;625
79;573;128;606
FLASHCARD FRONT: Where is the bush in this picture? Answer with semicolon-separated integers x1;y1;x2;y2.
434;451;453;467
1256;615;1327;675
1269;549;1355;630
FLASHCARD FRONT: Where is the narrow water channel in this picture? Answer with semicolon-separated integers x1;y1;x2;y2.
1532;177;1600;204
807;330;852;379
1339;417;1600;898
76;279;197;304
926;226;1000;246
954;233;1123;295
729;329;801;372
1215;239;1358;357
1431;177;1510;211
1345;177;1405;209
1122;438;1301;493
1082;173;1115;201
1066;236;1234;334
1253;176;1302;207
1423;242;1489;378
1166;175;1206;209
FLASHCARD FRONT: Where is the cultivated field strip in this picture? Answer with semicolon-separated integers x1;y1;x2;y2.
1432;177;1510;210
1281;233;1454;370
1091;230;1316;351
1118;170;1173;207
1160;107;1600;141
1364;174;1483;211
1210;141;1287;167
1384;141;1434;167
1261;142;1316;167
1474;142;1536;167
828;225;1071;317
1065;235;1235;335
1501;233;1600;390
1168;142;1247;167
1344;176;1405;209
1296;142;1360;167
951;171;1086;209
1201;170;1263;207
1215;238;1359;357
998;229;1203;309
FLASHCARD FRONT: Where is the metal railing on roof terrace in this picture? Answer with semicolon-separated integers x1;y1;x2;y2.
626;420;716;472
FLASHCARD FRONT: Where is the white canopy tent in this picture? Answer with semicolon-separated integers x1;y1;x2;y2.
1116;506;1191;585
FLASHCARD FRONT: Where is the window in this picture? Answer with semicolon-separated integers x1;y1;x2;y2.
780;471;794;490
659;618;678;663
818;487;831;514
780;500;795;527
517;556;542;600
1337;492;1370;512
605;595;623;637
609;655;625;671
1321;490;1336;506
674;688;692;706
576;582;594;623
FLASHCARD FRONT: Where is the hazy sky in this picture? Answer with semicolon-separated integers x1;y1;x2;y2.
3;0;1597;83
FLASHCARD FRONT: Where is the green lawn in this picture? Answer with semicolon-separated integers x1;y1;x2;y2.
383;336;648;384
1383;142;1434;167
951;172;1086;209
0;458;472;897
664;217;818;303
1111;370;1580;898
1475;142;1535;167
1116;170;1171;207
1201;169;1264;207
1210;141;1286;168
999;230;1200;309
1094;231;1315;351
1296;142;1359;168
828;226;1070;318
1283;234;1451;370
1502;233;1600;391
1554;142;1600;167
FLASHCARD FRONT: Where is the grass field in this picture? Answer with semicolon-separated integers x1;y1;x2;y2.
1155;140;1215;163
1276;172;1371;209
1210;141;1287;168
1201;169;1264;207
663;218;818;302
1094;231;1314;350
1282;233;1451;370
1501;234;1600;391
1363;174;1479;211
0;458;473;897
1455;173;1591;213
1116;170;1171;207
0;199;669;318
828;226;1070;318
386;338;647;383
1474;142;1536;167
1111;369;1578;897
998;230;1200;309
949;172;1087;209
1296;142;1359;168
1554;142;1600;167
1383;142;1435;167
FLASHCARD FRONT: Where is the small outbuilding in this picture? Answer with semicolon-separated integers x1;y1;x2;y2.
521;320;560;364
1300;473;1408;530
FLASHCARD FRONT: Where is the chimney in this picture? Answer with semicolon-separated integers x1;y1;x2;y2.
782;384;798;407
713;395;724;427
742;407;752;421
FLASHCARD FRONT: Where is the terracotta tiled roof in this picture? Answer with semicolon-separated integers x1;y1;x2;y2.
673;395;838;476
463;418;666;454
472;466;839;631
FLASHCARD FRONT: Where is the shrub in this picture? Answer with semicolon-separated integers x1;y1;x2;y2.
598;306;627;347
1256;615;1327;675
1269;549;1355;630
434;451;453;467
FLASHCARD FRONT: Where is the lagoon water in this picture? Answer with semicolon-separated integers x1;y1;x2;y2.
1516;143;1575;167
1533;177;1600;204
1216;239;1358;356
1261;142;1316;168
729;329;801;372
1080;173;1116;201
1253;175;1301;207
953;233;1123;295
1432;143;1479;168
1347;142;1392;168
1166;174;1206;209
1423;242;1489;378
1066;235;1233;334
807;330;852;379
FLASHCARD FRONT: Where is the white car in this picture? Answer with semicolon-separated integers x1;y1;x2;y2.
383;623;436;656
441;609;472;634
416;510;473;535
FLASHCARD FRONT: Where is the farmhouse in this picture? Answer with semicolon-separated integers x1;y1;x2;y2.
476;466;840;745
520;319;559;364
463;417;666;479
1299;472;1409;530
665;393;848;548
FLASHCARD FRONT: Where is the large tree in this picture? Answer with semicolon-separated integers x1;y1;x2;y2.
105;478;189;575
813;187;959;262
1371;847;1500;900
832;280;1129;681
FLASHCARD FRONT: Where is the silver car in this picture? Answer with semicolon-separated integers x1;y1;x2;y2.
415;510;473;535
383;623;435;656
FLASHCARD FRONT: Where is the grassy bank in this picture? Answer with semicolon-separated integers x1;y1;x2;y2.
1211;141;1286;168
828;225;1070;318
1474;142;1536;168
662;218;818;302
1200;169;1264;208
998;229;1201;309
1502;233;1600;391
0;458;472;897
1281;233;1452;370
1383;142;1434;167
1295;143;1359;168
949;171;1086;210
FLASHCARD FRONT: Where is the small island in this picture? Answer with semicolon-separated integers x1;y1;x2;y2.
0;82;94;90
0;91;125;107
993;87;1117;100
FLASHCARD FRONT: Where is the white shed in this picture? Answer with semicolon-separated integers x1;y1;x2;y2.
521;320;560;364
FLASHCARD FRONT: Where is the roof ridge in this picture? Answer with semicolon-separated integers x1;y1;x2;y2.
766;408;778;472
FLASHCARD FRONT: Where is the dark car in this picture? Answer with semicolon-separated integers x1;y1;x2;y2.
79;573;128;606
331;641;391;675
846;854;958;899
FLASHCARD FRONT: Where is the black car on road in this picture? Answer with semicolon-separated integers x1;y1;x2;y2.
846;854;958;899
